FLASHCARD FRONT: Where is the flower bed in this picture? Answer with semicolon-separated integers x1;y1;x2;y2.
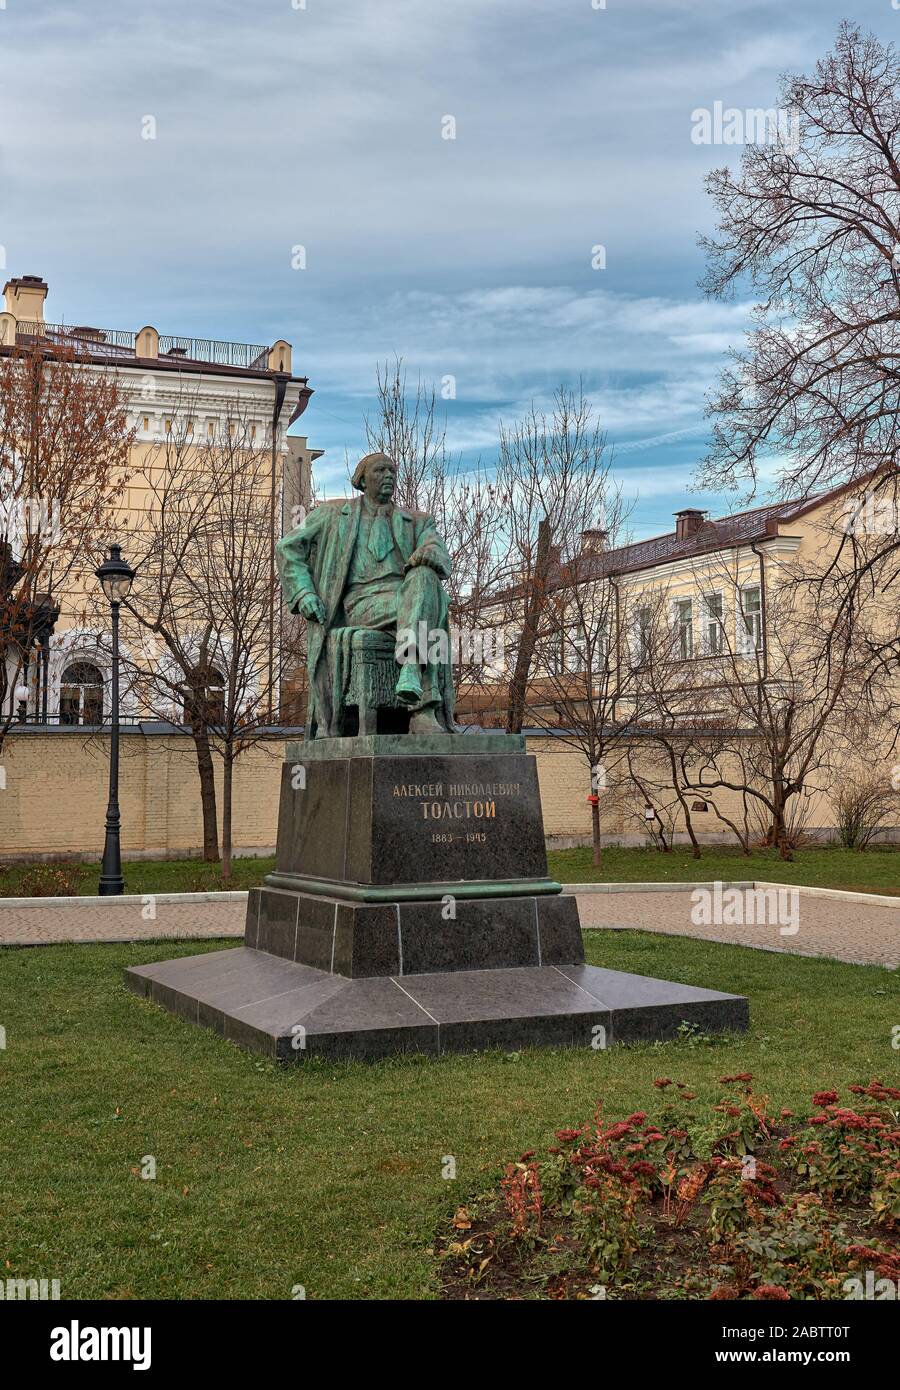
438;1077;900;1300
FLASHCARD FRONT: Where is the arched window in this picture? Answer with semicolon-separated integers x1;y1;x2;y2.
60;662;104;725
183;667;225;725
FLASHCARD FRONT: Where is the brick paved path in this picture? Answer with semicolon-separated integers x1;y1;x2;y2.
0;887;896;969
574;889;899;969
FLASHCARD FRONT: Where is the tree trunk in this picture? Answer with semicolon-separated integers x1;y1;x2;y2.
506;518;552;733
682;802;702;859
768;794;794;862
686;824;702;859
221;744;234;884
188;706;219;862
591;798;602;868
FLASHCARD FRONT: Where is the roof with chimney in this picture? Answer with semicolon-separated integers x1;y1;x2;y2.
488;474;869;604
575;476;876;584
1;274;313;421
588;499;794;577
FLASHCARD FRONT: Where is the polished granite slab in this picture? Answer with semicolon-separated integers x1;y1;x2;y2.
271;745;553;888
247;885;584;976
124;946;749;1061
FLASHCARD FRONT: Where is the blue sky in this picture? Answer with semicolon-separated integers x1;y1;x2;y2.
1;0;894;538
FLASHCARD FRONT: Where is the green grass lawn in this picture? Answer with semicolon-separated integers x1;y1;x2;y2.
0;855;277;898
1;843;897;898
549;844;900;895
1;931;897;1300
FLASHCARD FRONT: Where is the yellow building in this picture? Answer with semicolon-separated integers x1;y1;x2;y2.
1;274;319;726
466;477;899;845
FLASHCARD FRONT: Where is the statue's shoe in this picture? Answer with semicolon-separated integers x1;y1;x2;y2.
408;708;443;734
395;665;423;706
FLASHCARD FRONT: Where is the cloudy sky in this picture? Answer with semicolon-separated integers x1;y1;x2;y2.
1;0;894;537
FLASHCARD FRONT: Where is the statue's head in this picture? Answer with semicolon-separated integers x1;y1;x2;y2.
352;452;397;505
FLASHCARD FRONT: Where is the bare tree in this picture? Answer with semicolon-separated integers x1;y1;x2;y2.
701;22;900;502
93;412;223;859
801;477;900;739
498;482;639;865
495;386;614;733
186;421;285;881
365;357;454;514
107;405;283;869
0;341;133;753
629;556;892;859
697;23;900;844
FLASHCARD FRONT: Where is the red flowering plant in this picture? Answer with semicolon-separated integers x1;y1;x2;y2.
438;1077;900;1300
787;1079;900;1207
501;1156;544;1241
708;1074;775;1157
705;1155;781;1244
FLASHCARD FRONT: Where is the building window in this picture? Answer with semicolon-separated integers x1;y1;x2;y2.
183;668;225;725
635;606;653;665
675;598;693;660
740;585;762;653
143;416;150;432
565;632;587;673
703;593;724;654
60;662;104;725
544;637;564;676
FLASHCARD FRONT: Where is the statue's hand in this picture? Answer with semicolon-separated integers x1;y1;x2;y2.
406;547;441;573
299;592;326;623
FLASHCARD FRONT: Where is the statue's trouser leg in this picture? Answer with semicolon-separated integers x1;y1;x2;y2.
395;565;448;709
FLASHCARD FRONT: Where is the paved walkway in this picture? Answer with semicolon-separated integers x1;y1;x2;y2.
0;897;246;946
574;889;899;969
0;887;896;968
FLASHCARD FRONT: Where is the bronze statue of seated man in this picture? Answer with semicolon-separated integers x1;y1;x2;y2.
276;452;456;739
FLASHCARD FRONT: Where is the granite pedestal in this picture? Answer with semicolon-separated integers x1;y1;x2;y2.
124;733;748;1059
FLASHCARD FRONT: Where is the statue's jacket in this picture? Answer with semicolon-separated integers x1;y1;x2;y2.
276;496;454;736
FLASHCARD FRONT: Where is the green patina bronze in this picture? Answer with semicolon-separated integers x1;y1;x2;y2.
263;873;564;902
285;733;525;761
276;452;457;739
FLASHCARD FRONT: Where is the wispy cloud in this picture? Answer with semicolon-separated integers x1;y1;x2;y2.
0;0;879;531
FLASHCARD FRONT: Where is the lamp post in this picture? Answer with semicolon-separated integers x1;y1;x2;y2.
95;544;136;896
14;683;29;724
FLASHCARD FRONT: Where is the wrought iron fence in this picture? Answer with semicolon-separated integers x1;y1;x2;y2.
15;321;137;355
158;336;270;369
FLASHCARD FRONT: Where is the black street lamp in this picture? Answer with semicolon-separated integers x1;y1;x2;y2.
95;544;136;895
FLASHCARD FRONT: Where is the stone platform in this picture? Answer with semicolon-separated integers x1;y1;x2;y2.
124;947;748;1061
124;732;748;1059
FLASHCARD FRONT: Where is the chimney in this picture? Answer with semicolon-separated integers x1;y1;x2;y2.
581;527;608;553
674;508;706;540
3;275;49;323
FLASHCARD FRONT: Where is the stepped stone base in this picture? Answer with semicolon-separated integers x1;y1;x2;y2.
124;946;749;1061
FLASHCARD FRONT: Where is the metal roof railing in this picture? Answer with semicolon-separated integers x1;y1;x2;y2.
14;322;271;371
